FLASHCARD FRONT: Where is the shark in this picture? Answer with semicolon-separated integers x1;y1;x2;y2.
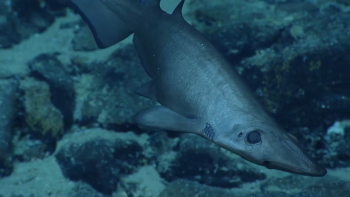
70;0;327;176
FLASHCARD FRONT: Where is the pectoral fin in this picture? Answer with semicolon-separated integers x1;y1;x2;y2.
134;106;203;133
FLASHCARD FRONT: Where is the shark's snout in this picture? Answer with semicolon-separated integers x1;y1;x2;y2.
263;138;327;176
263;158;327;176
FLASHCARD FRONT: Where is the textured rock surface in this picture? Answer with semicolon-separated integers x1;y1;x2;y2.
71;21;99;51
260;174;350;197
0;156;112;197
20;78;64;146
12;133;50;162
0;80;18;177
67;182;109;197
73;45;156;126
161;174;350;197
55;129;147;195
0;1;21;48
29;53;75;130
159;179;235;197
158;135;266;188
0;0;55;49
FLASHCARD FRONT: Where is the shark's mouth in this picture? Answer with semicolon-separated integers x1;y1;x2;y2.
262;160;326;176
262;160;308;174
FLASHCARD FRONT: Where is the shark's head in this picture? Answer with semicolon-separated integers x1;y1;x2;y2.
214;120;327;176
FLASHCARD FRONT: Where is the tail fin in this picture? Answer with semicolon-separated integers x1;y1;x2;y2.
70;0;131;48
70;0;161;49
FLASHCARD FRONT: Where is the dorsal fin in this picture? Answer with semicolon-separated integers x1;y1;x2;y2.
172;0;185;17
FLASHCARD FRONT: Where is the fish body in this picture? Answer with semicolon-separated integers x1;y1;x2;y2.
70;0;327;176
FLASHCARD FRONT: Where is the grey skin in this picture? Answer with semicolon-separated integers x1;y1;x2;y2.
70;0;327;176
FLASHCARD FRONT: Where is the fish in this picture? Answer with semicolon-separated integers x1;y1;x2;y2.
70;0;327;176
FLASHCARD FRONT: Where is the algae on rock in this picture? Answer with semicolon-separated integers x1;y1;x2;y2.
20;78;64;141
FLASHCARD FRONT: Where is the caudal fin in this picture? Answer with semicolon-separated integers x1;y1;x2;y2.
70;0;161;49
70;0;132;48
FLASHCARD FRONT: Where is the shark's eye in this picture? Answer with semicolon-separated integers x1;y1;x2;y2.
247;130;261;144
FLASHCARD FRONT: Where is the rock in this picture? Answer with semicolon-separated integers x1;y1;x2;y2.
158;134;266;188
159;179;235;197
0;15;21;48
0;157;76;197
187;0;288;65
67;182;109;197
71;21;99;51
148;132;173;155
119;166;166;197
20;77;64;148
323;129;350;168
0;79;19;177
0;1;21;48
261;174;350;197
13;134;50;162
0;64;31;79
73;45;156;127
0;0;55;49
11;0;55;37
55;129;146;195
29;53;75;130
161;173;350;197
244;191;295;197
45;0;70;16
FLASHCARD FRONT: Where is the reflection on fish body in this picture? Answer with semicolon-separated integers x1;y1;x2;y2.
70;0;327;176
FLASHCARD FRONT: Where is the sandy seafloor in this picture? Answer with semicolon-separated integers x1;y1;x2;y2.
0;0;350;197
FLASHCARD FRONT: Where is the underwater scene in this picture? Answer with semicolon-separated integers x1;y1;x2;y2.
0;0;350;196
